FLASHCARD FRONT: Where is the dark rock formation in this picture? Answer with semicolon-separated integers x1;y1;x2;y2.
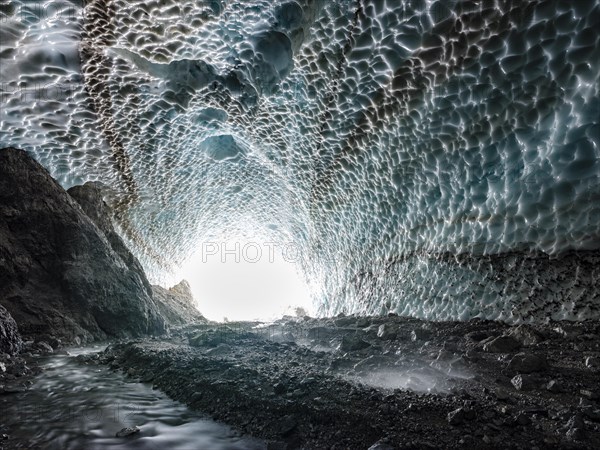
68;183;205;326
0;147;166;344
0;304;22;355
152;280;206;326
67;182;152;293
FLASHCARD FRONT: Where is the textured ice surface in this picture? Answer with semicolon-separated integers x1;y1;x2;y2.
1;0;599;321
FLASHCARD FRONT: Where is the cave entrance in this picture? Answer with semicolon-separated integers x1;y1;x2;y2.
179;240;313;322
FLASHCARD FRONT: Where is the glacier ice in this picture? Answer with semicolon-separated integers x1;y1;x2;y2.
1;0;599;322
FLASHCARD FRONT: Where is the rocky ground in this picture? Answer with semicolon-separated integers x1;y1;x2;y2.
66;315;600;449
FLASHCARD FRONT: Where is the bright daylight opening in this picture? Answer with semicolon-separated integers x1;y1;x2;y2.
179;240;314;322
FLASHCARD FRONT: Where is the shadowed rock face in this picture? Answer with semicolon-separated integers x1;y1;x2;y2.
0;304;22;355
68;183;206;327
0;147;166;344
67;182;153;293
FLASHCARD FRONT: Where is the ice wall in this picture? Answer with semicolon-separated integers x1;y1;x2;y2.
1;0;599;321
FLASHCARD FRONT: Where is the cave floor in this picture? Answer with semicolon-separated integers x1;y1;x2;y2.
9;316;600;449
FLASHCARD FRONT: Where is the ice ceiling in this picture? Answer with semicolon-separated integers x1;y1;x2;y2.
1;0;599;322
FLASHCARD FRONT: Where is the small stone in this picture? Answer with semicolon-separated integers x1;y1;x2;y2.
584;356;598;369
511;374;537;391
447;408;469;425
127;368;136;376
377;323;397;340
411;328;431;341
546;380;563;393
483;335;521;353
2;433;8;440
0;362;6;373
506;353;549;373
580;389;599;400
116;426;140;438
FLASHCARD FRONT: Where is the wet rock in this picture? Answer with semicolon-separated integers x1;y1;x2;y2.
506;353;548;373
340;334;371;352
579;389;599;400
546;380;563;393
377;323;397;340
33;341;54;354
273;382;286;395
511;374;537;391
0;305;22;356
116;426;140;438
482;335;521;353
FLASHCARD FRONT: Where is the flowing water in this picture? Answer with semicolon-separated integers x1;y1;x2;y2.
0;347;265;449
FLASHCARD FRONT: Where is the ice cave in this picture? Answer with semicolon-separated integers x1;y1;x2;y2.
1;0;599;448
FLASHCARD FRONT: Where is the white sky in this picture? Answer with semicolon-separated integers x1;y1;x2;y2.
178;241;314;321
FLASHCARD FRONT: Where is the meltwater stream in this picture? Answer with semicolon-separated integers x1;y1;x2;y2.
0;347;265;450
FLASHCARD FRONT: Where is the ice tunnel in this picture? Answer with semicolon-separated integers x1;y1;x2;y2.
1;0;599;322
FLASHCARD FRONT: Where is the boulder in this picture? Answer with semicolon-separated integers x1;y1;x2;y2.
0;305;22;355
0;148;166;344
483;335;521;353
377;323;397;340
